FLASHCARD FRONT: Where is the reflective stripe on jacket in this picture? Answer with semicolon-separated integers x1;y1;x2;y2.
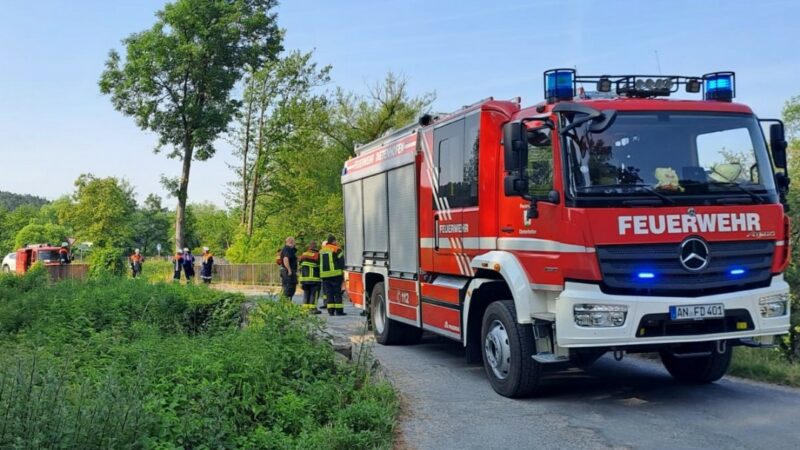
319;244;344;278
298;250;321;283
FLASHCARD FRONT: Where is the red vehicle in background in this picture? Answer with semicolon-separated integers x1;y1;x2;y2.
342;69;792;397
15;243;70;274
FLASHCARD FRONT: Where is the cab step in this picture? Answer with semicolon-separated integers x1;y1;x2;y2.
532;352;569;364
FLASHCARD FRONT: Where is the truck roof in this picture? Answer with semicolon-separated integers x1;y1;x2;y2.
518;97;754;118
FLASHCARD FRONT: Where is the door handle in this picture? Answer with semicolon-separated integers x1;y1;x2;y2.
434;214;440;251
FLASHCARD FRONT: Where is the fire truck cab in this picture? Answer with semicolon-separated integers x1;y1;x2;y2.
16;243;68;274
342;70;791;398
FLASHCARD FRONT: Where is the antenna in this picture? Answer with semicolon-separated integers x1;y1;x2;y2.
654;50;662;75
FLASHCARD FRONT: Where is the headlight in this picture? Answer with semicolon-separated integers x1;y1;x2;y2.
574;304;628;328
759;294;789;318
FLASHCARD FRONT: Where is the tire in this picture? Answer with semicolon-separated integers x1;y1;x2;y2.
370;282;422;345
1;265;9;274
659;341;732;384
481;300;542;398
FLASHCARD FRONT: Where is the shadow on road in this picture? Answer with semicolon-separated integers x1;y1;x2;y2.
408;333;762;405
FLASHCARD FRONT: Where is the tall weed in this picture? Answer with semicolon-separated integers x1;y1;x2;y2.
0;278;397;449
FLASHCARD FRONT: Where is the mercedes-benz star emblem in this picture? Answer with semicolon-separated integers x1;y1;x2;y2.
687;208;696;217
679;237;710;272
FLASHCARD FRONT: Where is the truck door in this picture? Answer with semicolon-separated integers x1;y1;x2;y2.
431;115;480;277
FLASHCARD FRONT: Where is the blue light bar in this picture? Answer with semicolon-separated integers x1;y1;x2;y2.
703;72;735;101
544;69;575;102
729;268;746;276
637;272;655;279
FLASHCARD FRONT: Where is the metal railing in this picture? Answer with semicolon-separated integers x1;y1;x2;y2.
41;262;281;286
210;264;281;286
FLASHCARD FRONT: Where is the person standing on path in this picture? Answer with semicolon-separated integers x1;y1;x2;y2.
200;247;214;284
172;250;184;282
298;241;322;314
182;248;195;284
320;234;346;316
130;248;144;278
58;242;71;265
280;237;298;300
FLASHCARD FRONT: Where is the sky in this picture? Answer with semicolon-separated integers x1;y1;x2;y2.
0;0;797;208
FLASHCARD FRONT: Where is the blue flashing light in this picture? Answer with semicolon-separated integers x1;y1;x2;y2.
703;72;735;101
545;69;575;102
637;272;655;279
729;268;746;276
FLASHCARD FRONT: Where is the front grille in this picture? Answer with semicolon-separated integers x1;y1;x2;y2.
636;309;754;337
597;240;774;297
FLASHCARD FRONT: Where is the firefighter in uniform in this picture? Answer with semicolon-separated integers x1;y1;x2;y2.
172;250;184;282
130;248;143;278
320;234;346;316
182;248;195;284
58;243;70;265
200;247;214;284
298;241;322;314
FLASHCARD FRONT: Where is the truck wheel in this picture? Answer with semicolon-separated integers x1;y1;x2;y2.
659;341;732;384
481;300;542;398
1;265;9;273
371;282;422;345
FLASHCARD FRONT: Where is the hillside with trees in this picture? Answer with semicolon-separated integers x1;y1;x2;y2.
0;191;48;211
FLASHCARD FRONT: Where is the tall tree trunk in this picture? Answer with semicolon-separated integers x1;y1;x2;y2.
246;149;260;237
175;139;194;249
246;82;269;237
240;79;256;226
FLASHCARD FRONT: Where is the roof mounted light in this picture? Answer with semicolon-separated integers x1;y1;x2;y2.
597;76;612;92
703;72;735;102
543;69;737;101
544;69;575;103
685;78;702;93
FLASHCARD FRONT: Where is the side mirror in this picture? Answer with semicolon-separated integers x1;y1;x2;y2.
769;123;788;170
504;174;528;197
503;120;528;173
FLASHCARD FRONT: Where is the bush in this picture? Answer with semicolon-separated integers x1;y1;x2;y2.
773;259;800;362
139;258;174;283
0;278;397;449
88;247;126;278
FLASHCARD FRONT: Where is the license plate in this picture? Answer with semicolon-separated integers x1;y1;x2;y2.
669;303;725;321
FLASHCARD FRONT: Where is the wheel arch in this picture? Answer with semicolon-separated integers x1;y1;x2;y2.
362;267;388;309
465;251;552;341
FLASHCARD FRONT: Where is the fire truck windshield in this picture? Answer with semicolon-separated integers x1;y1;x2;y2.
37;250;60;263
562;112;778;206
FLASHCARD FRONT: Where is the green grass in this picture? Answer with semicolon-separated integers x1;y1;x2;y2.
0;270;397;449
729;346;800;387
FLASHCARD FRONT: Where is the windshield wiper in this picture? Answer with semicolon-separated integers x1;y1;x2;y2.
577;183;676;205
708;182;764;204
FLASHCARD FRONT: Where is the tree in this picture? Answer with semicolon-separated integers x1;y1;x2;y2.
132;194;172;256
225;72;433;262
0;191;48;211
188;202;236;253
0;204;39;254
324;72;435;158
14;223;70;249
64;174;137;248
99;0;283;248
227;50;330;236
780;95;800;361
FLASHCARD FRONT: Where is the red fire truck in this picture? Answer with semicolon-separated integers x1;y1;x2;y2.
342;69;791;397
15;243;69;274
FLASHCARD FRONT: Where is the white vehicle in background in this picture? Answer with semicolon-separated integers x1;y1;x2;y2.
2;252;16;273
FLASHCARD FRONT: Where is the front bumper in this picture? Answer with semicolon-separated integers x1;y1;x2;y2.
554;275;790;348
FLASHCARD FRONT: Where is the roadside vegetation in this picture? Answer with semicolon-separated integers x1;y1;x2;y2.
0;269;397;449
